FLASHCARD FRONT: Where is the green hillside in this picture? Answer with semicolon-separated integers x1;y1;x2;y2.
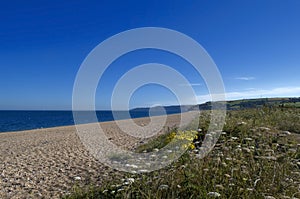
192;97;300;110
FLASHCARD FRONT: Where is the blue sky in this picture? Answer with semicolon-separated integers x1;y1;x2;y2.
0;0;299;110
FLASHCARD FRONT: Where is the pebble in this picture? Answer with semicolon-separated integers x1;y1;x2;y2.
265;196;276;199
74;176;81;181
281;131;291;135
259;127;271;131
207;191;221;197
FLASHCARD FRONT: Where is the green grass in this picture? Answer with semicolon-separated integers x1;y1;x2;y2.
64;107;300;199
282;102;300;108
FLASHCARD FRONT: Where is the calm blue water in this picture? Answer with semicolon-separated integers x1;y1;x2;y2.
0;109;182;133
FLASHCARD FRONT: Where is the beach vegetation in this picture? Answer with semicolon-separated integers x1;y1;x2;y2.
64;107;300;199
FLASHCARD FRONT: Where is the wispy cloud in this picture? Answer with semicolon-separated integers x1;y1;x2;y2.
196;86;300;103
235;76;255;81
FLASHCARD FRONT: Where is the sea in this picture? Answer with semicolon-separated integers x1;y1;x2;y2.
0;109;182;133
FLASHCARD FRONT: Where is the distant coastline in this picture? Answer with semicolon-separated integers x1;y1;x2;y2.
0;97;299;133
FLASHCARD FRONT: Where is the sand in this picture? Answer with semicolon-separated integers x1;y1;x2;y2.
0;111;199;199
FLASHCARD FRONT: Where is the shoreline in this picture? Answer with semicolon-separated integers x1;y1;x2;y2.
0;111;199;198
0;111;191;134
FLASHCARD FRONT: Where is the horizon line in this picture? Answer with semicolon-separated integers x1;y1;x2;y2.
1;96;299;111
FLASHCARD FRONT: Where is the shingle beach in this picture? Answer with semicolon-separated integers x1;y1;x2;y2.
0;112;198;198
